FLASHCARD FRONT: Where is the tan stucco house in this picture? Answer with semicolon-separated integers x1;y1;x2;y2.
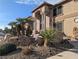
32;0;78;39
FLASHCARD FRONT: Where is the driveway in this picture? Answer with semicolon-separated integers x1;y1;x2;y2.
47;51;78;59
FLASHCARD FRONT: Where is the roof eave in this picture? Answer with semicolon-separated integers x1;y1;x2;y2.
32;2;53;13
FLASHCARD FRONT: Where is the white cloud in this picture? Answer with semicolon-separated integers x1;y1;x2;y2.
15;0;62;5
45;0;62;5
16;0;44;5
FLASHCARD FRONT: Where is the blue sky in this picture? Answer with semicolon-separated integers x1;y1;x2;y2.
0;0;61;29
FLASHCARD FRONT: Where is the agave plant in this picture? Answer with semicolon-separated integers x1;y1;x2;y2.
40;29;56;47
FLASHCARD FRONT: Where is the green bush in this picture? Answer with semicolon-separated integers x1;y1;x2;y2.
40;29;56;47
40;29;56;41
40;29;64;47
0;43;16;55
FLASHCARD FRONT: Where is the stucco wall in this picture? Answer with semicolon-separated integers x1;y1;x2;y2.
64;17;77;38
63;1;78;15
55;1;78;21
55;1;78;38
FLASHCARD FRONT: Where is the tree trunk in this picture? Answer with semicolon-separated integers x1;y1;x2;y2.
44;38;48;47
21;23;25;35
16;26;19;36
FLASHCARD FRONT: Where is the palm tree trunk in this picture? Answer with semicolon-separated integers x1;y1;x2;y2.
21;23;25;35
44;38;48;47
16;26;19;36
11;26;14;35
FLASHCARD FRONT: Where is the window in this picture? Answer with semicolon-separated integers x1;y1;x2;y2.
53;8;57;16
53;6;63;16
57;6;63;15
45;7;49;15
56;21;63;31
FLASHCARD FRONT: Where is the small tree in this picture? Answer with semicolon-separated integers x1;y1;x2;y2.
40;29;56;47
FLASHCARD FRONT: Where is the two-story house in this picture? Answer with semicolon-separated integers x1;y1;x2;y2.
32;0;78;39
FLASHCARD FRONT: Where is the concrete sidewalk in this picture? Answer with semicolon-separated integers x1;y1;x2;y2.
47;40;78;59
47;51;78;59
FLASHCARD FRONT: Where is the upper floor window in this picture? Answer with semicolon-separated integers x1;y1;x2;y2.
53;6;63;16
53;8;57;16
57;6;63;15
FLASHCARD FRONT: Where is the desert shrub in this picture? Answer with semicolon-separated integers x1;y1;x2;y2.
22;47;32;55
8;36;35;46
18;36;35;46
36;37;44;46
7;37;18;45
35;46;63;57
0;43;16;55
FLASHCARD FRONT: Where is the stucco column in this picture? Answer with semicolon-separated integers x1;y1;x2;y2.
33;20;36;33
50;8;54;30
43;13;46;30
36;19;40;32
41;13;46;31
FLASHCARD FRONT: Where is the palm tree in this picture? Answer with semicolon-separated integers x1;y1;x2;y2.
16;18;32;35
16;18;25;35
8;21;17;36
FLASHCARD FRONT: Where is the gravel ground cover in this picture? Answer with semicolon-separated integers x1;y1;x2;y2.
0;47;64;59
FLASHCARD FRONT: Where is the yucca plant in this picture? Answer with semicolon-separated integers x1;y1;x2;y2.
40;29;56;47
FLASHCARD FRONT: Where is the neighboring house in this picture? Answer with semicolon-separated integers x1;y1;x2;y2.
32;0;78;39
